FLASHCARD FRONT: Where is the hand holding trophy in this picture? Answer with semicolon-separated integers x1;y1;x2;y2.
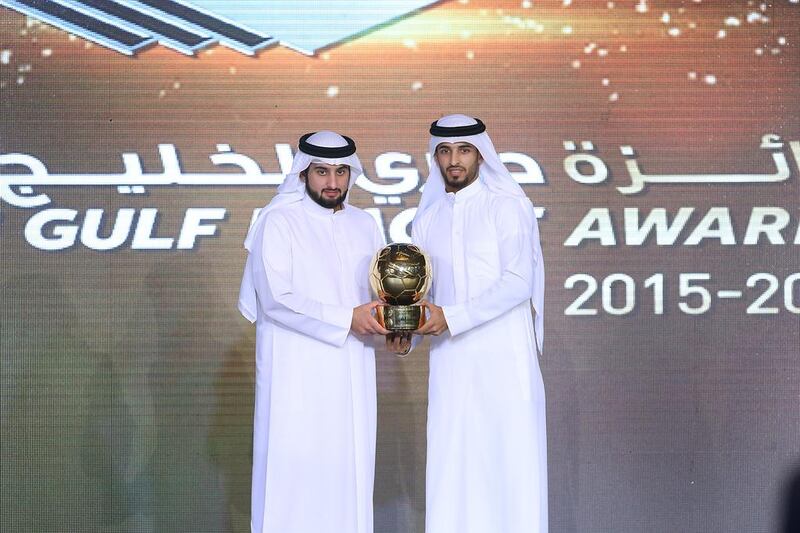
369;244;432;332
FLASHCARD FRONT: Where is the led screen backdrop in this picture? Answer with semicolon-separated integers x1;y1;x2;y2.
1;1;799;532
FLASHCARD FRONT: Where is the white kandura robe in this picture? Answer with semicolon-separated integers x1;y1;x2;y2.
247;195;385;533
412;178;548;533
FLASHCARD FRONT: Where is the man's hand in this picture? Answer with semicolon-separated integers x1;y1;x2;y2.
415;300;449;336
351;301;390;336
386;332;412;356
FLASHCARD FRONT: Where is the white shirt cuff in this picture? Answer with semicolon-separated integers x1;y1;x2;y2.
442;304;471;337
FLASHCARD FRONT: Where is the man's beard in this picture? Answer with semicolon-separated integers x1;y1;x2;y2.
442;165;479;192
306;180;348;209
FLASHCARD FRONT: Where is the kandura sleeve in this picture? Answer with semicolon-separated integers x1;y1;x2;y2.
442;198;536;337
255;213;353;347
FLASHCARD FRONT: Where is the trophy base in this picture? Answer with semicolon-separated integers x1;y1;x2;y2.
377;305;425;332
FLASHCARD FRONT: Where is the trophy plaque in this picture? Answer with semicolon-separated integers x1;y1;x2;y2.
369;244;432;331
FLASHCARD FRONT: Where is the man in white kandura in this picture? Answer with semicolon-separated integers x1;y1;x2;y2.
412;114;548;533
239;130;400;533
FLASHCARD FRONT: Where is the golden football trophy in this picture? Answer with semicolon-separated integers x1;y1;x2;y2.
369;244;432;331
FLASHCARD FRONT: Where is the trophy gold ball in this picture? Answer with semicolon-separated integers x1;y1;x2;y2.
369;244;432;331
